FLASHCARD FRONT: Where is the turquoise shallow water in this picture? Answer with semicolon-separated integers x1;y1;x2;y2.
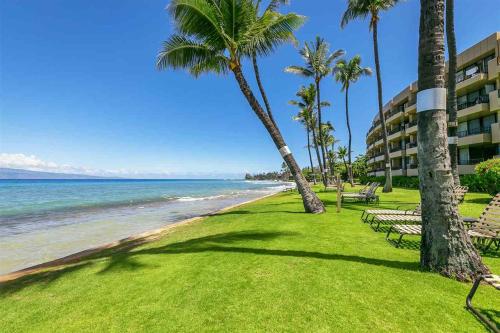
0;179;292;274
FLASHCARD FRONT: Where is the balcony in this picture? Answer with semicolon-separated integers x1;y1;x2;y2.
487;57;499;80
459;158;485;165
406;142;418;155
458;159;483;175
391;167;403;176
405;101;416;113
457;127;491;137
456;72;487;92
405;120;417;134
386;109;403;124
457;127;492;146
389;146;403;158
457;95;490;120
388;127;403;141
489;90;500;112
492;123;500;144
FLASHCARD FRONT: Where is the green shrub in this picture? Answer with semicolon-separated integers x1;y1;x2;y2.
360;175;419;189
461;158;500;195
475;158;500;175
361;158;499;195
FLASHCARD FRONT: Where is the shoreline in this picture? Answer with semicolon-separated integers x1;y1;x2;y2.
0;189;289;283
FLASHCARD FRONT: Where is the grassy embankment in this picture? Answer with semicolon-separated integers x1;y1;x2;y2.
0;187;498;332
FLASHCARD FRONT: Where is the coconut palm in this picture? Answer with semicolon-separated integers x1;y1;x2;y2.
334;55;372;186
320;121;336;182
285;37;345;185
251;0;291;126
446;0;459;185
157;0;325;213
337;146;349;180
290;102;317;184
341;0;399;193
289;84;326;185
417;0;486;279
329;136;340;177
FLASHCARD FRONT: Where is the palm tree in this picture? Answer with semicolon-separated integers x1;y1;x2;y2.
290;99;317;184
446;0;459;185
337;146;349;180
417;0;486;279
329;136;340;177
320;120;335;180
341;0;399;193
285;37;345;186
289;84;325;185
334;55;372;186
251;0;291;126
157;0;325;213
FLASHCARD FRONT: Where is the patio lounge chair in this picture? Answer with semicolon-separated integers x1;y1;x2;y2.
385;193;500;249
454;185;469;203
361;203;421;223
369;214;422;231
341;182;380;204
467;193;500;251
466;274;500;333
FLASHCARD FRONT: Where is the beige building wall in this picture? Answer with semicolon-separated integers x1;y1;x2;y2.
365;32;500;177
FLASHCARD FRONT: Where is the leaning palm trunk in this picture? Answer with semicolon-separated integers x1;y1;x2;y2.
372;20;392;192
445;0;460;185
306;128;317;184
315;80;329;187
417;0;486;280
345;86;354;186
232;66;325;213
252;53;277;127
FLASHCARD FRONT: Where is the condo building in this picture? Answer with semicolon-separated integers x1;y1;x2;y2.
366;32;500;177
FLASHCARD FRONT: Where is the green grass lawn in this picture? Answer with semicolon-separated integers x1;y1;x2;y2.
1;187;499;332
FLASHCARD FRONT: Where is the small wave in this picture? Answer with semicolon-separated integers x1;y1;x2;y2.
176;195;227;202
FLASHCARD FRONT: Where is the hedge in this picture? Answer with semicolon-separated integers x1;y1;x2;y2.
360;158;499;195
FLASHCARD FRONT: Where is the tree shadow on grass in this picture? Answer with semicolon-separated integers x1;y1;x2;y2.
386;238;421;251
0;230;421;295
212;210;305;216
464;197;493;205
0;262;93;297
100;231;421;273
467;307;500;332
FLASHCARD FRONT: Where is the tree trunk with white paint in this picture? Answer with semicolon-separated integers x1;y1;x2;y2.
417;0;487;280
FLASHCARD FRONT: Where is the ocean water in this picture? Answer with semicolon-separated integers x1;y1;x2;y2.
0;179;293;275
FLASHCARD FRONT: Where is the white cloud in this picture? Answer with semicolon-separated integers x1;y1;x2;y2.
0;153;244;179
0;153;99;175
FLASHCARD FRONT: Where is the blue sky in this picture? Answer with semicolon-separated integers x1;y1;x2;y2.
0;0;498;178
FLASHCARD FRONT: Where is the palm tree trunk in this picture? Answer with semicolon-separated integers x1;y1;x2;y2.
372;18;392;192
345;86;354;186
311;121;325;183
252;53;277;127
231;65;325;213
315;79;328;187
306;128;317;185
331;142;336;177
445;0;460;185
342;158;348;179
330;143;335;179
417;0;486;280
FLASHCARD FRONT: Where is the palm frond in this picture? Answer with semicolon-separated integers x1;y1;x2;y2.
156;35;227;75
168;0;226;47
284;65;314;77
241;11;305;57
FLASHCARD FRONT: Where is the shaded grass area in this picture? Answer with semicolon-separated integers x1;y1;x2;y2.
0;187;499;332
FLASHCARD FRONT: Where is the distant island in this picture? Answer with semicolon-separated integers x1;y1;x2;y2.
0;168;112;180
